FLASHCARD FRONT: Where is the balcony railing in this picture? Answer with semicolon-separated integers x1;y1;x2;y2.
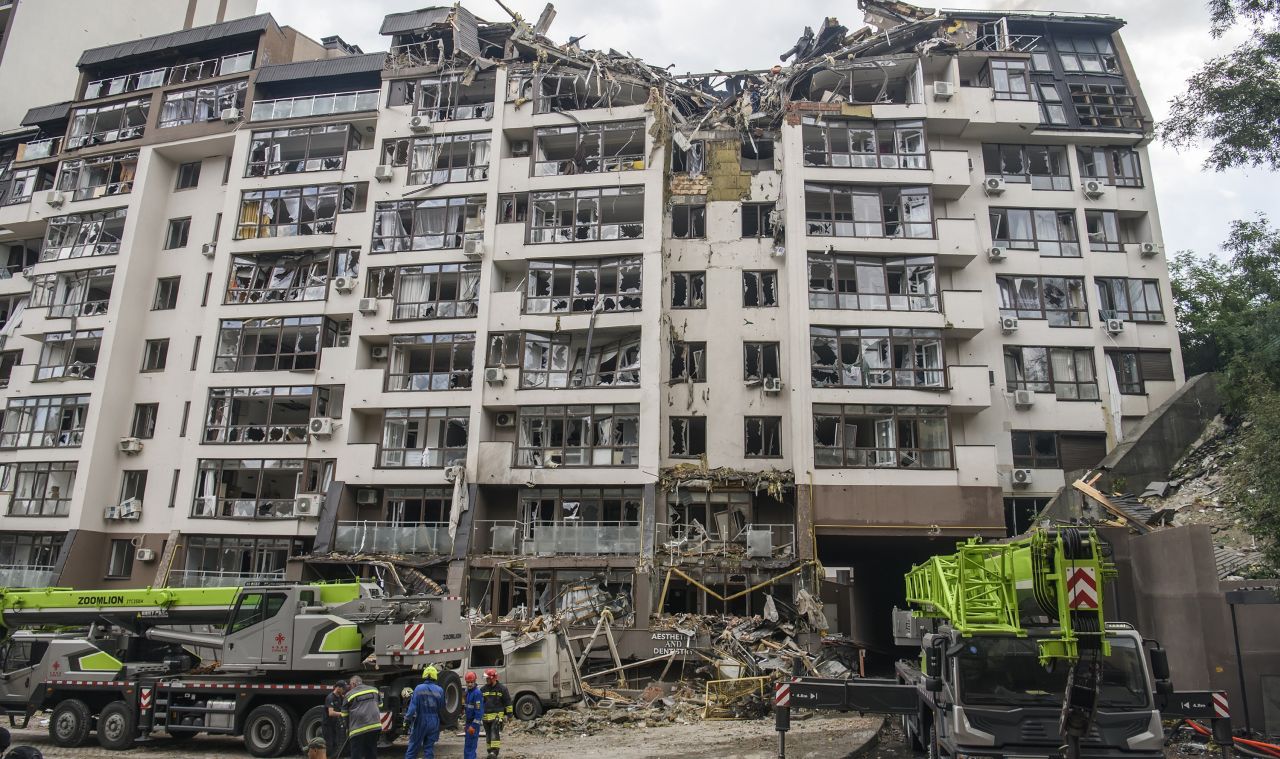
250;90;380;122
15;138;60;162
0;565;56;587
387;41;443;70
657;523;795;559
472;520;641;556
83;51;254;100
334;521;452;555
48;300;110;319
166;569;286;588
191;496;301;520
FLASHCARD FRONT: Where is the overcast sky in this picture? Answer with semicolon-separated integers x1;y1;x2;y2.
259;0;1278;258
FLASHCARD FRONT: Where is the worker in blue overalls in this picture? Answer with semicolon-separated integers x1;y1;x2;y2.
404;665;446;759
463;671;485;759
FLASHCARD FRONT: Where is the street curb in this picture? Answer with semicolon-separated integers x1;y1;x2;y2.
845;716;889;759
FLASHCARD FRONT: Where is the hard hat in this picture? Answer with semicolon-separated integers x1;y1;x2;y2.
423;665;439;680
465;671;477;684
484;668;498;680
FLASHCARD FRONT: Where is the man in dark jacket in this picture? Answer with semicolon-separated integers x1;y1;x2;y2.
480;669;512;759
343;675;384;759
324;680;347;757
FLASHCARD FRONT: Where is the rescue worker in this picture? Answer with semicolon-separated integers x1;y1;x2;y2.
404;664;447;759
324;680;348;758
463;671;484;759
481;668;512;759
343;675;384;759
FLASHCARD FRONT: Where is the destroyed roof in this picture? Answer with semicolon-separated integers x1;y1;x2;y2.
938;6;1125;28
254;53;387;85
21;102;72;127
77;13;275;67
380;7;460;35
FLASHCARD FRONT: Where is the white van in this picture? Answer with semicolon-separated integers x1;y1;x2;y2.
463;632;582;719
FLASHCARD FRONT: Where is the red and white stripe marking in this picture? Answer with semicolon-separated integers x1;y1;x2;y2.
404;623;426;652
380;711;393;732
774;683;791;707
1067;567;1099;610
48;680;128;687
1213;691;1230;719
139;687;153;710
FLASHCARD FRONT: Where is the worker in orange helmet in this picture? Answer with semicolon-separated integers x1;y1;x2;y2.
480;668;512;759
463;672;483;759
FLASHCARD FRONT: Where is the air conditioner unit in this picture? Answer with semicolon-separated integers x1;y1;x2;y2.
193;495;218;517
373;164;394;182
1105;318;1125;335
771;245;787;259
1014;389;1035;408
308;416;335;439
371;345;389;360
294;493;323;518
45;190;66;207
494;411;516;428
485;366;506;384
220;107;241;123
510;140;531;157
116;498;141;520
1138;242;1161;257
1081;179;1105;199
358;297;379;315
1012;468;1034;487
444;464;464;482
332;276;356;294
983;176;1006;196
119;437;143;455
355;488;379;506
409;115;432;133
20;266;34;279
762;376;783;393
987;246;1007;262
1000;316;1019;334
201;242;217;257
463;239;485;260
135;548;157;562
103;506;119;520
336;335;351;348
932;81;955;100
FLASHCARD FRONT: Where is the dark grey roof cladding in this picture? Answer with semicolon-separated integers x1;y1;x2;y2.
21;102;72;126
452;6;481;58
254;53;387;85
380;8;451;36
77;13;274;67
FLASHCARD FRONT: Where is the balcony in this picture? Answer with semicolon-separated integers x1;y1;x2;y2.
926;86;1043;139
82;51;253;101
657;523;795;559
472;520;641;556
334;521;452;555
941;290;985;337
0;565;56;587
15;137;61;163
948;365;992;413
166;569;285;588
250;90;380;122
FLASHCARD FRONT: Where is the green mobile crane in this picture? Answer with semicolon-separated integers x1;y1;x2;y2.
0;581;469;756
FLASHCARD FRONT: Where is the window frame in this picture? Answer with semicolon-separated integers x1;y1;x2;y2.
175;160;202;190
532;121;645;176
670;341;707;383
669;416;707;458
157;79;248;129
1012;430;1060;468
1096;277;1164;323
106;539;135;579
813;403;953;469
670;201;706;240
405;132;492;185
981;144;1071;191
131;403;159;439
996;274;1089;327
141;338;170;372
203;385;337;444
236;183;365;240
515;404;640;468
1084;210;1124;252
370;195;486;252
40;208;127;262
378;407;469;469
34;329;102;381
152;276;180;310
7;461;77;516
164;218;191;250
985;59;1032;100
213;315;336;373
524;256;642;315
989;207;1081;257
0;394;90;449
810;326;945;388
743;416;783;459
58;150;139;201
807;253;938;311
1069;83;1141;130
386;333;476;392
1004;345;1100;400
670;271;706;309
1078;146;1143;187
741;203;777;238
192;458;334;520
804;184;934;239
527;186;645;244
742;270;779;308
801;117;927;169
743;341;781;382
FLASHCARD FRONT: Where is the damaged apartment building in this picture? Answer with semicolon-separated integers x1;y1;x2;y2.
0;0;1182;657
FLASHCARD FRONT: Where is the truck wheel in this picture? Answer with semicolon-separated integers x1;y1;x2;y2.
97;700;137;751
297;705;327;753
438;670;463;727
49;699;92;747
513;693;543;721
243;703;295;758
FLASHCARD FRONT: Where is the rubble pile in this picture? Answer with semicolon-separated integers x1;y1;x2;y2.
511;692;705;737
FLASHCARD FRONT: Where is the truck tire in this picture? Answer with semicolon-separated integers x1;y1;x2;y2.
513;693;543;721
297;705;327;753
49;699;92;747
438;670;463;727
96;700;137;751
243;703;296;758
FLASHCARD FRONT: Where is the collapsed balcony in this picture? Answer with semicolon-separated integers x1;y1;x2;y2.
532;121;646;176
507;65;650;114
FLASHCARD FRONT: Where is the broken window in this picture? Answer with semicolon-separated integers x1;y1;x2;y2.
1078;147;1142;187
158;79;248;128
180;535;304;585
407;132;491;184
486;331;521;368
130;403;158;439
389;262;481;320
1;166;54;206
804;184;933;238
1106;349;1174;395
519;331;640;389
141;339;169;372
742;270;779;307
510;66;648;114
387;332;475;391
249;88;379;121
1055;36;1122;75
671;201;706;239
743;416;782;458
997;275;1089;327
989;208;1080;257
498;193;529;223
7;461;76;517
743;342;781;382
671;271;706;309
740;137;775;171
1004;346;1099;400
152;277;180;310
379;407;469;468
1096;278;1164;323
0;532;64;572
246;124;360;177
810;327;944;388
664;490;754;544
670;140;705;174
813;404;951;468
515;404;640;467
1084;210;1126;252
30;267;115;317
670;341;707;383
741;203;777;238
1069;83;1140;129
802;118;925;169
0;394;90;449
669;417;706;458
203;386;339;444
529;186;644;243
808;253;936;311
518;489;643;556
0;351;21;389
192;458;334;519
982;144;1070;191
415;71;497;122
534;121;645;176
165;217;191;250
214;315;338;372
0;239;39;277
66;97;150;148
383;137;412;166
1012;430;1060;468
57;151;138;201
40;207;127;261
983;60;1031;100
370;195;485;251
1038;83;1069;126
35;329;101;381
226;249;341;304
524;256;642;314
236;183;366;239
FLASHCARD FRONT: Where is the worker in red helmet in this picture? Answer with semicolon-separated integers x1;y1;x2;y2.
463;672;483;759
480;668;512;759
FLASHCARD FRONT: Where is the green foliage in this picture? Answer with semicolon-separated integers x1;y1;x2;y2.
1232;391;1280;569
